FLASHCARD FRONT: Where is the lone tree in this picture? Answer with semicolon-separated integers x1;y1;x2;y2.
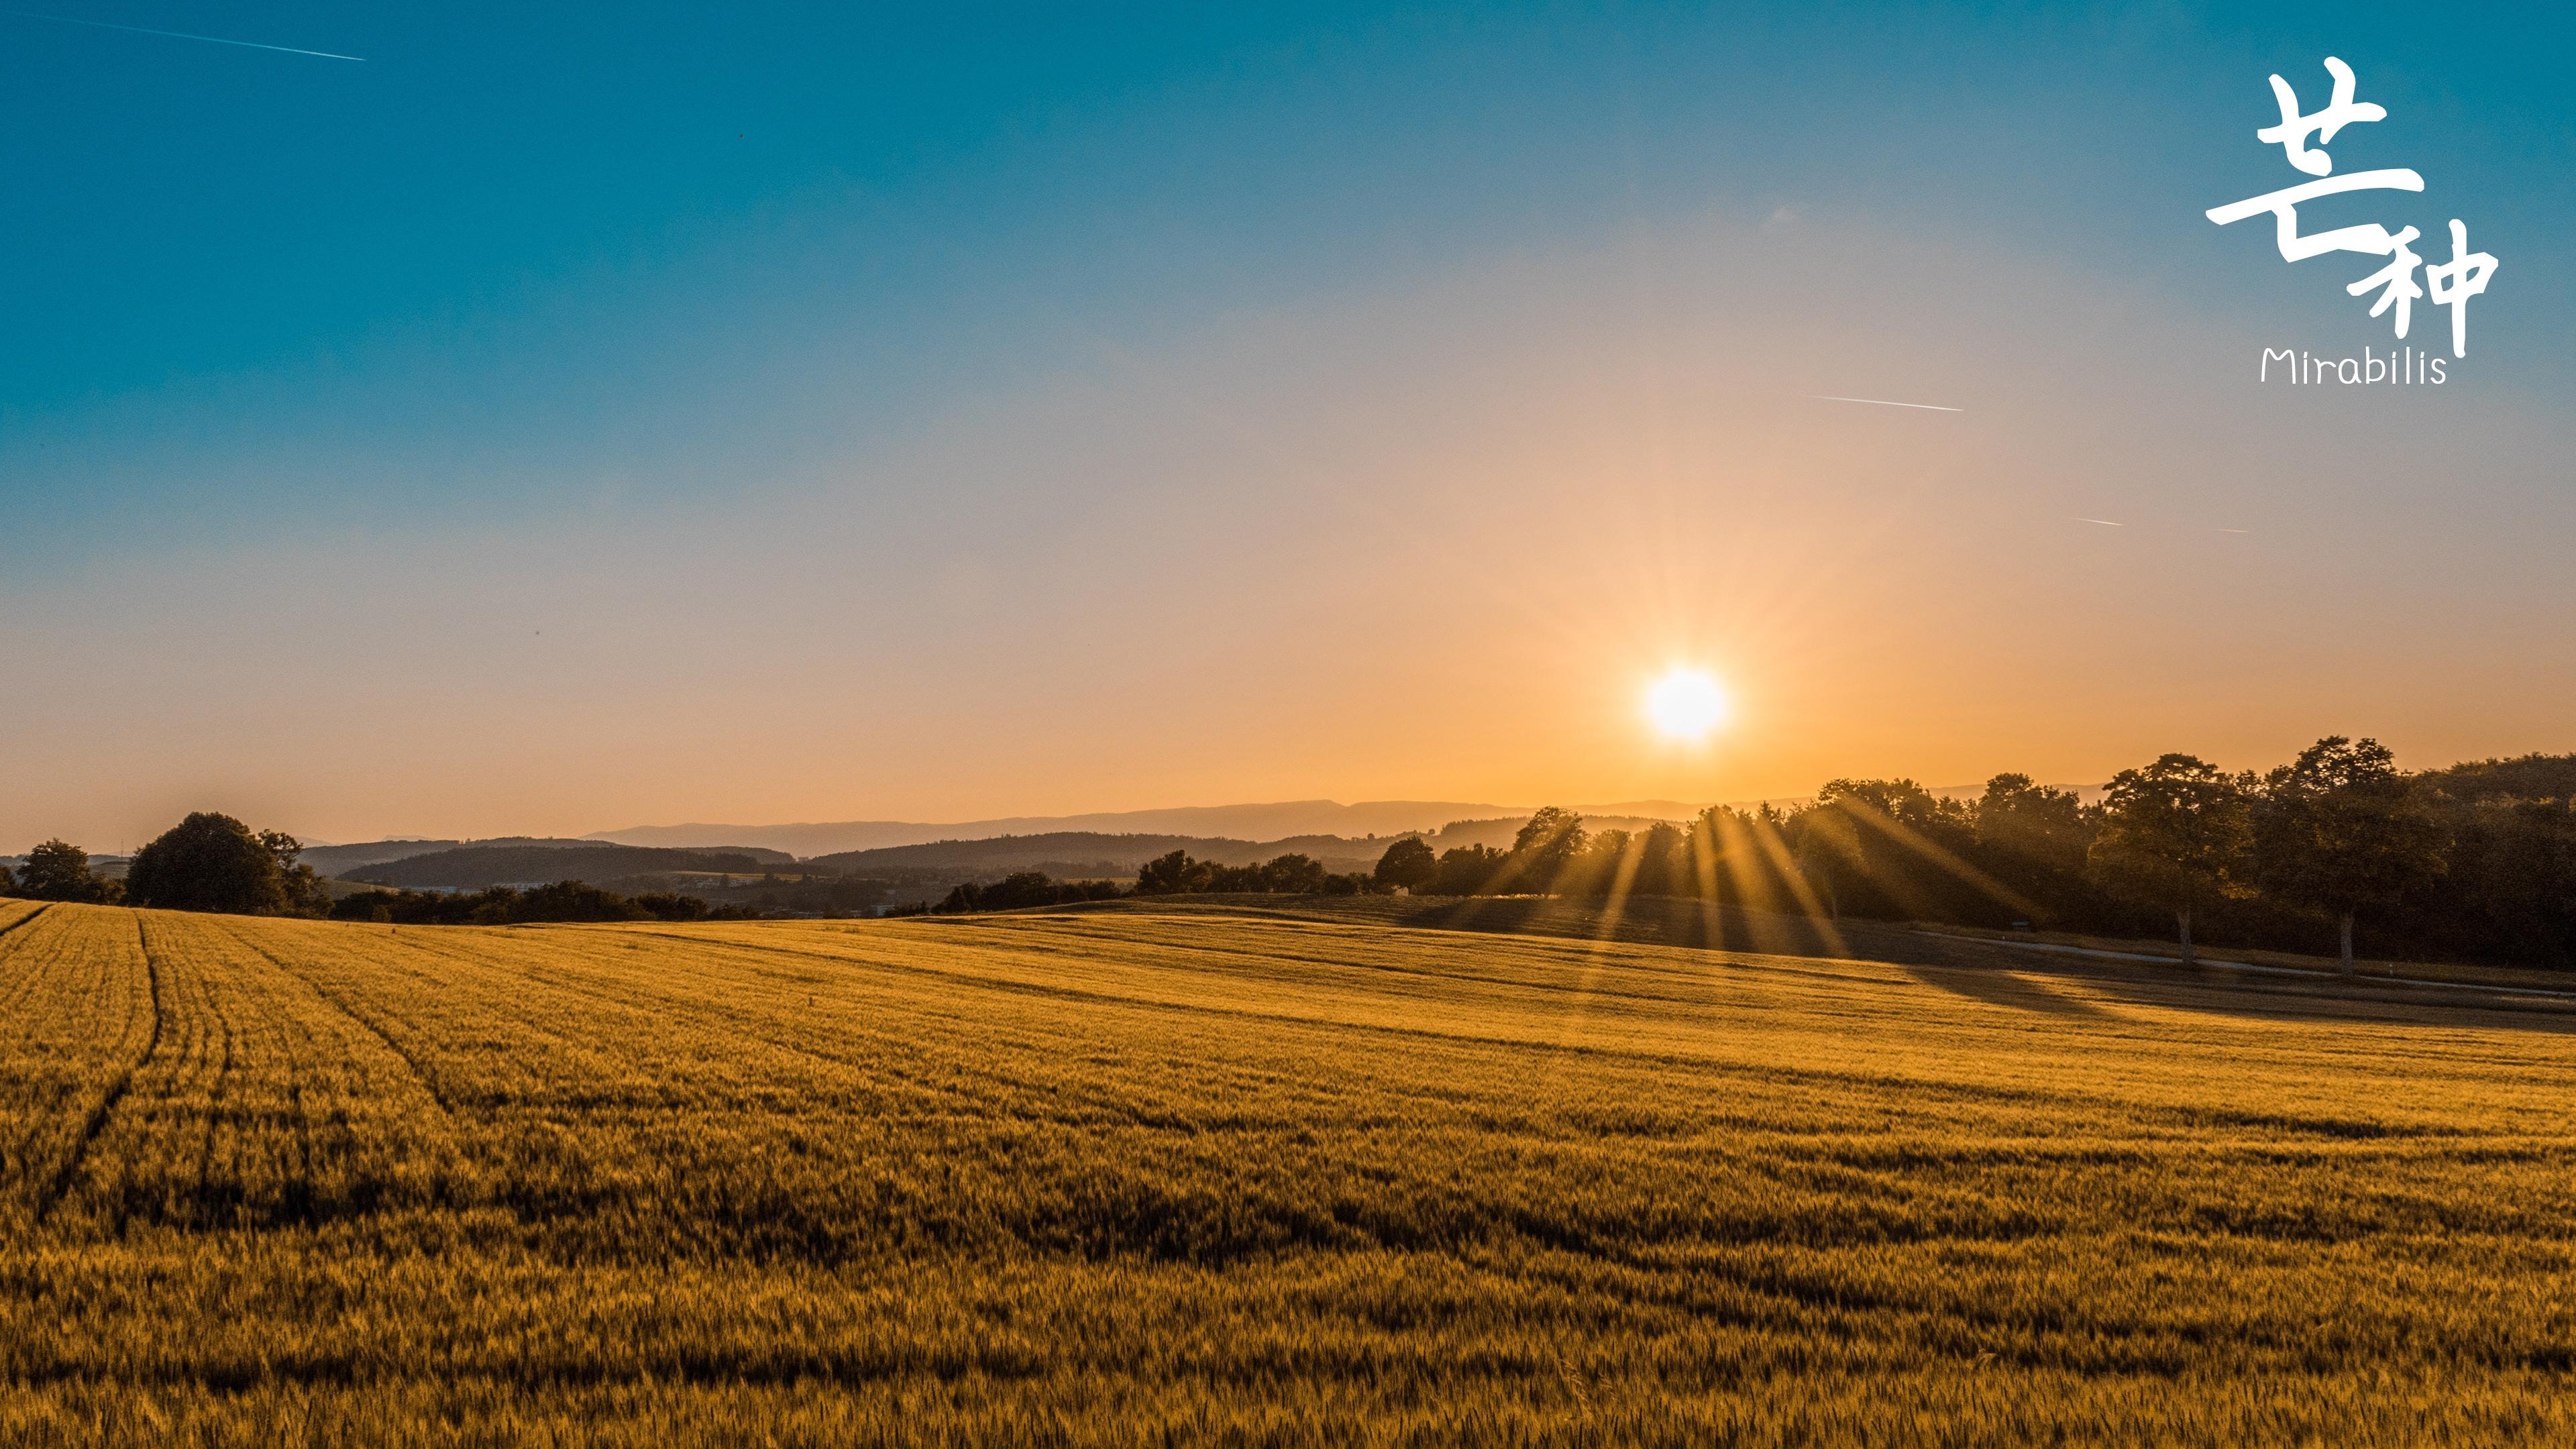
1505;807;1586;893
125;814;323;916
2090;754;2254;966
13;839;118;902
1371;837;1437;893
2256;737;2447;973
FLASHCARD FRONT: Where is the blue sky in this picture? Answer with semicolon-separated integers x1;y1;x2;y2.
3;2;2570;845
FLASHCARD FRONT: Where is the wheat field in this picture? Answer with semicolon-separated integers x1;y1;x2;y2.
1;895;2573;1446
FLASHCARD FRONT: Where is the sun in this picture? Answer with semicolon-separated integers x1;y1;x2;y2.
1644;667;1729;742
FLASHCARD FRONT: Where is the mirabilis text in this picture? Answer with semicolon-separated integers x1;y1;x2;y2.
2261;345;2446;384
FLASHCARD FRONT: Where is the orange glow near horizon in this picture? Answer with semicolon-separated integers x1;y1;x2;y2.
1;211;2567;851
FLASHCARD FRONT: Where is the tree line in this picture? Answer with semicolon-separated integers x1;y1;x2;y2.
875;854;1373;916
900;871;1129;915
327;882;756;925
2;812;739;925
1;814;331;915
1135;851;1375;898
1356;739;2572;973
16;741;2576;967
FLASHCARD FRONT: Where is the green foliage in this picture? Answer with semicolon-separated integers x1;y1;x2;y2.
264;831;333;916
1208;853;1327;894
11;839;121;903
1371;837;1437;892
2090;755;2255;933
1793;799;1866;916
57;738;2576;968
1133;850;1371;899
1558;826;1631;897
2422;753;2576;803
1974;773;2090;881
1552;824;1692;900
1636;820;1687;896
2395;792;2576;967
935;872;1124;913
123;814;320;916
329;882;749;925
1423;843;1507;896
1108;754;2576;966
1799;782;1994;922
1135;849;1210;895
2257;738;2448;963
1504;806;1587;890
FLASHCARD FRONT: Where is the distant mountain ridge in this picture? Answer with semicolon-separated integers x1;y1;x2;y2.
341;786;2109;873
586;800;1712;858
346;843;793;891
579;790;2104;859
806;831;1393;879
302;837;563;877
304;835;794;879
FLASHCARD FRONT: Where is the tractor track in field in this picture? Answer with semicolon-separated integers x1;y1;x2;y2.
0;907;60;1020
0;905;58;1018
394;928;961;1105
612;926;2124;1118
34;914;164;1227
0;902;52;947
186;959;241;1223
223;929;460;1120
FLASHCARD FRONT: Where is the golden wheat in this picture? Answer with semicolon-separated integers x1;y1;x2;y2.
1;896;2571;1446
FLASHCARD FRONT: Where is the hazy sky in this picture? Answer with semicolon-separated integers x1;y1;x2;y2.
3;1;2570;849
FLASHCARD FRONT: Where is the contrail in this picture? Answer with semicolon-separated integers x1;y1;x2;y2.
1805;394;1964;413
2074;517;2125;527
3;9;363;60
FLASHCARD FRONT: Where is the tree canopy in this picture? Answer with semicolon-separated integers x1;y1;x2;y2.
1372;837;1437;892
12;839;119;904
123;814;325;916
2255;737;2447;971
1501;807;1587;892
2090;755;2255;963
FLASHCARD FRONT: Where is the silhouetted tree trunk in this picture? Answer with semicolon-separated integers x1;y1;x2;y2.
2177;902;2194;967
2338;912;2355;975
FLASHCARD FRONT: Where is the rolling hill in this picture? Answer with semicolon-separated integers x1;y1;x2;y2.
299;837;472;877
803;830;1392;879
576;788;2104;860
303;835;795;879
341;843;790;890
583;800;1532;857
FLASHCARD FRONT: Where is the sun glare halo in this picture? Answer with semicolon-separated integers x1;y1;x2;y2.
1644;667;1729;742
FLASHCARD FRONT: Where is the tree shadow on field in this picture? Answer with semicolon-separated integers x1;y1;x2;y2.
1081;894;2576;1036
1880;924;2576;1036
1899;963;2112;1021
1375;895;1864;961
